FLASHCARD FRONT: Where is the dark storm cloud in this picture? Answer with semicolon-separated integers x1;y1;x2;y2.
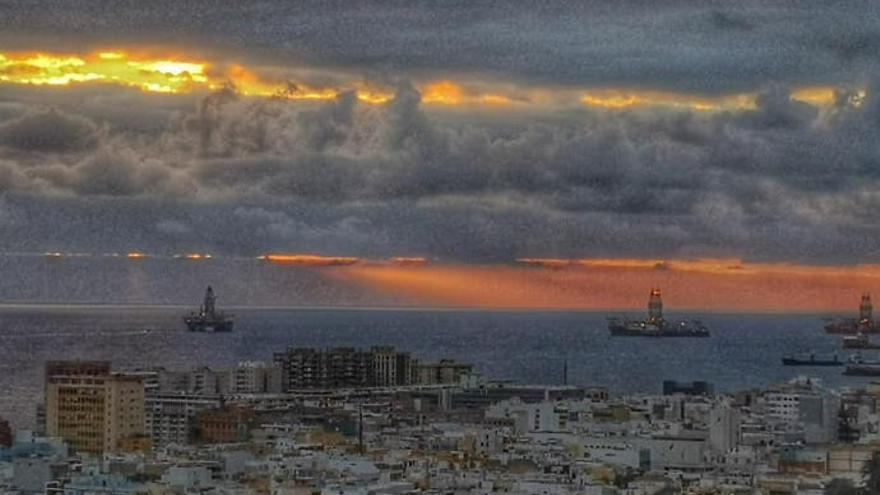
1;76;880;263
0;1;877;92
0;108;102;153
66;153;186;197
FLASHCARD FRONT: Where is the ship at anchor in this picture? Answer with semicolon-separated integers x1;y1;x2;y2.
826;293;878;334
184;286;234;332
608;288;709;337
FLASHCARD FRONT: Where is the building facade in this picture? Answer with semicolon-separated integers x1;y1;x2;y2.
371;346;412;387
197;404;255;443
229;361;283;393
44;361;145;454
413;359;474;385
274;346;414;390
145;394;222;447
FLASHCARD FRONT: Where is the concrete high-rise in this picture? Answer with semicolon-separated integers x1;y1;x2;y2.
708;400;741;454
44;361;146;454
273;346;420;390
274;347;372;390
371;346;412;387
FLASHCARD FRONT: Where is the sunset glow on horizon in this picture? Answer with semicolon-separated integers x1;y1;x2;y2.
20;249;880;311
0;49;862;112
328;258;880;312
579;86;863;112
259;253;361;266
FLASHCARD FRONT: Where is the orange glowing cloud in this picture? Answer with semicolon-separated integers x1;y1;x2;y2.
0;50;491;107
0;49;864;112
260;253;360;266
420;80;516;106
329;258;880;312
579;86;861;112
580;89;757;111
518;257;880;279
389;257;429;266
421;80;463;104
0;51;209;93
518;258;575;270
0;50;392;104
174;253;212;260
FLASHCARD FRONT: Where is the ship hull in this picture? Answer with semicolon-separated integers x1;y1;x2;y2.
827;329;880;335
609;327;709;337
827;329;866;335
825;324;880;334
184;319;234;332
782;358;843;367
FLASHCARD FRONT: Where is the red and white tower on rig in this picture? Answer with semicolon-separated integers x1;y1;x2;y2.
648;288;664;324
859;293;873;327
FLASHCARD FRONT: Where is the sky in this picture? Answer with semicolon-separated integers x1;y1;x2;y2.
1;1;880;310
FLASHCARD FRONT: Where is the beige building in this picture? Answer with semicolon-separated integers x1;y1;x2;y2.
372;346;411;387
44;361;145;454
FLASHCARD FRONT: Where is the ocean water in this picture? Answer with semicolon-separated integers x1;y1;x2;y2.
0;305;872;430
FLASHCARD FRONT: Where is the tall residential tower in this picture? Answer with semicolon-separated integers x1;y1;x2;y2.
44;361;146;454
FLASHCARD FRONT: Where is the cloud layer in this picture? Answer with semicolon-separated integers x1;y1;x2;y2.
0;79;875;263
0;2;876;92
0;3;879;264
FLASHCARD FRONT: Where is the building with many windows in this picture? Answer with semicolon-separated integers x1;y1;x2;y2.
44;361;145;454
371;346;412;387
413;359;474;385
145;394;222;447
273;346;392;390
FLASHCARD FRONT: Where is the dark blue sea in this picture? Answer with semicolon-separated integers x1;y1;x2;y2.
0;305;872;430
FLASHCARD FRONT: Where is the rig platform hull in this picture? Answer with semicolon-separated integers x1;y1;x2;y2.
184;318;234;333
782;356;843;367
608;326;709;337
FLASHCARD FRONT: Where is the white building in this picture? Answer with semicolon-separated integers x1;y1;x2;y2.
763;378;839;444
145;394;222;447
229;361;283;394
708;400;741;455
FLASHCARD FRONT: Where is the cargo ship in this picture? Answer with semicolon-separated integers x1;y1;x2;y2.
781;354;844;367
826;293;878;334
183;286;234;332
608;288;709;337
